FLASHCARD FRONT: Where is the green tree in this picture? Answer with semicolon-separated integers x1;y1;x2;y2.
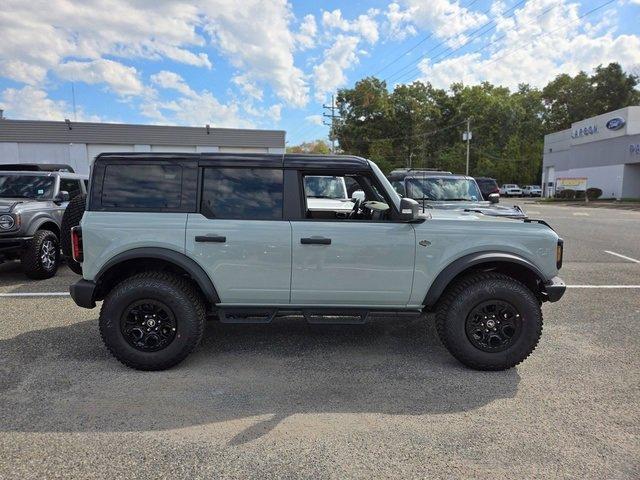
286;140;331;154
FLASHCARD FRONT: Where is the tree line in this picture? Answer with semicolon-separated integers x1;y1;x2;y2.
291;63;639;185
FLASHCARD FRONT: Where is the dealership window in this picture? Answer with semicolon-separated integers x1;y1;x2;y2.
101;164;183;209
201;168;283;220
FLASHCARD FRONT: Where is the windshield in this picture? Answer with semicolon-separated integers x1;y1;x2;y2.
304;176;347;199
0;174;55;199
406;177;482;201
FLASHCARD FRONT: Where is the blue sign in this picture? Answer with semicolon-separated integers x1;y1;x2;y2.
606;117;626;131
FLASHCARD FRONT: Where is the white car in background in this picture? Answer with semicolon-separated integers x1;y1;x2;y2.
304;175;354;217
522;185;542;197
499;184;523;197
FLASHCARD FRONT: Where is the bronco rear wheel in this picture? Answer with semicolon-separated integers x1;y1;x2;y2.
435;272;543;371
99;271;205;371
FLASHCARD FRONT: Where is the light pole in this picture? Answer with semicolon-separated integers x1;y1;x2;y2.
463;118;471;175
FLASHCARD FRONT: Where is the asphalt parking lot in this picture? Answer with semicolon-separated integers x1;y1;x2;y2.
1;201;639;479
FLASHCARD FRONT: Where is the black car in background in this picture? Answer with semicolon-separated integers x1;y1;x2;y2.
474;177;500;201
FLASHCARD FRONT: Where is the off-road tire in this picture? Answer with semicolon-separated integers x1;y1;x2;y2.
61;194;86;275
21;230;60;279
435;272;543;371
99;271;206;371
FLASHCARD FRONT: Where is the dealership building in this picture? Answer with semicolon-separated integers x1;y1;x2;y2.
0;118;286;175
542;106;640;199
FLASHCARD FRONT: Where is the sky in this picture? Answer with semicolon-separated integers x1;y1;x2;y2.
0;0;639;145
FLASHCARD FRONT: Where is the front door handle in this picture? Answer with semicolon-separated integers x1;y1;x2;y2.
301;237;331;245
195;235;226;243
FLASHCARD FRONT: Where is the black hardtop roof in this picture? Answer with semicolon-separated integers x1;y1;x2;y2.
94;152;371;171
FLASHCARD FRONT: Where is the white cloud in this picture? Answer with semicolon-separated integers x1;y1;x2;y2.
415;0;640;90
201;0;308;107
57;59;145;97
142;91;254;129
295;14;318;50
0;86;100;121
384;3;417;40
322;9;380;44
150;70;196;97
232;74;264;101
313;35;360;101
305;114;323;126
0;0;308;109
389;0;488;46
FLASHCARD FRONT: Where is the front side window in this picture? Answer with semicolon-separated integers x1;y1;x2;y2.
0;175;55;199
304;176;347;199
406;177;482;201
102;164;183;209
201;168;283;220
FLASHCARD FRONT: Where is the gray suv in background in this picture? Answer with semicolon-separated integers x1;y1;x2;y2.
0;164;87;278
388;169;525;218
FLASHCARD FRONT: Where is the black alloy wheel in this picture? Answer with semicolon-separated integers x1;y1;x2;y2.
465;300;522;352
121;300;177;352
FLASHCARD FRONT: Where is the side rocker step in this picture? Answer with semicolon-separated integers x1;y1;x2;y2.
218;308;276;324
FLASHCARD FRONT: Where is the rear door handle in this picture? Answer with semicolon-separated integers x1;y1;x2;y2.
195;235;226;243
301;237;331;245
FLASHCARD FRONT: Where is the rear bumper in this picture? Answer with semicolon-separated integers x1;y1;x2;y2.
542;276;566;302
69;279;96;309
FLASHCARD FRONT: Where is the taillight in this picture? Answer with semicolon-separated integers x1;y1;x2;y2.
71;226;83;263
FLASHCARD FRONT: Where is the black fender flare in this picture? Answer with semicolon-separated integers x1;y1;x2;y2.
423;251;546;307
96;247;220;304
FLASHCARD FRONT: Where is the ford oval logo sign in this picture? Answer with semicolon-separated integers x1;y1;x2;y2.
606;117;625;131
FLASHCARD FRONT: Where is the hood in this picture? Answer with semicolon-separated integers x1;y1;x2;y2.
418;200;526;218
0;198;25;213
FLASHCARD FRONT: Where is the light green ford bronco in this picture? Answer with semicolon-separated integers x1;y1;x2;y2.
70;153;565;371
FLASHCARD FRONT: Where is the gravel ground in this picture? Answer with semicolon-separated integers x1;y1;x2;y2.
0;201;638;479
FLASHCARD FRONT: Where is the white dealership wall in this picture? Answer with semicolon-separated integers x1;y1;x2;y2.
542;106;640;199
0;120;286;175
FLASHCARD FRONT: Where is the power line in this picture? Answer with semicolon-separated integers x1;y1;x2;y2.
393;0;560;84
384;0;527;84
369;0;483;79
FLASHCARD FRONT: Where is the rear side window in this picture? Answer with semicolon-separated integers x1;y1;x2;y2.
201;167;283;220
102;164;182;209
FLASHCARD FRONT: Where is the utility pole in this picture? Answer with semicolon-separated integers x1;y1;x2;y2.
323;94;339;153
463;118;471;175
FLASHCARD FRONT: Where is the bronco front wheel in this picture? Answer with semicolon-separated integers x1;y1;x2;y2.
435;272;543;371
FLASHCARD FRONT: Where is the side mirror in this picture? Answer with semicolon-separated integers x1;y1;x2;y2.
54;191;70;204
488;193;499;204
351;190;365;202
399;197;420;221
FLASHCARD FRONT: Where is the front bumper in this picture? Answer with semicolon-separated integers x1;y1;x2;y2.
70;279;96;309
542;276;566;302
0;236;32;254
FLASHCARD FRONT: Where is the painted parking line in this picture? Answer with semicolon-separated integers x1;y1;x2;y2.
573;212;590;216
0;292;69;297
604;250;640;264
566;285;640;289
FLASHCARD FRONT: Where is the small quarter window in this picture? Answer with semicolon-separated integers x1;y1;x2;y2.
102;164;182;209
201;168;283;220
